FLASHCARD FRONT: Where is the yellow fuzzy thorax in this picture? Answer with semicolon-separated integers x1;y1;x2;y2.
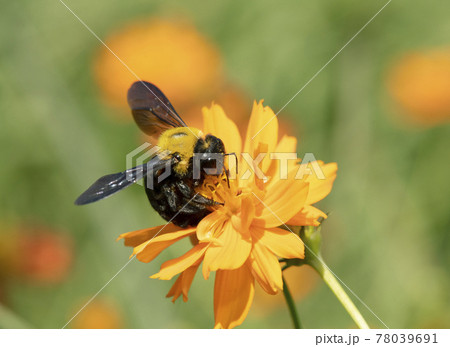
157;127;203;175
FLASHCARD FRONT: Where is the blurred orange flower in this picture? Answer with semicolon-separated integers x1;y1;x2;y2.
95;18;223;111
70;298;123;329
0;224;73;285
387;48;450;126
17;227;73;284
119;101;337;328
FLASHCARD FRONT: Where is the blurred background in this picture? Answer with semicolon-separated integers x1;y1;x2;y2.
0;0;449;329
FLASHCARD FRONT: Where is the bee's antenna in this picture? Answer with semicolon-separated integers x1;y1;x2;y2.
223;152;238;188
223;152;238;177
224;168;231;188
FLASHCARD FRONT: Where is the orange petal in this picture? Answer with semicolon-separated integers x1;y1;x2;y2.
243;101;278;173
117;223;185;247
214;266;255;329
202;103;242;157
264;135;298;182
202;221;252;279
251;226;304;259
166;261;200;303
275;135;297;153
305;162;338;205
151;243;207;280
133;228;196;263
231;195;255;233
253;179;309;228
247;241;283;295
265;159;299;191
287;205;327;226
196;211;227;242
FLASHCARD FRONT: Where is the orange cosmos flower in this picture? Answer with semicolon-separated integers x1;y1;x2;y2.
95;18;223;112
0;224;73;285
387;48;450;126
17;229;73;284
70;298;123;329
118;101;337;328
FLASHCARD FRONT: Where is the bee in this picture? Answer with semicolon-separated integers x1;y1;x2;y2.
75;81;229;227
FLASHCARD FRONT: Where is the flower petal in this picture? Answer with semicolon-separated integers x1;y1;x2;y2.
253;179;309;228
214;266;254;329
251;226;304;259
231;195;255;233
247;241;283;295
166;262;200;303
202;103;242;157
151;243;208;280
287;205;327;226
133;228;196;263
117;223;186;247
264;135;298;181
275;135;297;153
202;221;252;279
196;211;227;242
243;101;278;173
304;162;338;204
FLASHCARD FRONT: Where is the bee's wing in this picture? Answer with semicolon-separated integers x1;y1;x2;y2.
75;155;175;205
127;81;187;137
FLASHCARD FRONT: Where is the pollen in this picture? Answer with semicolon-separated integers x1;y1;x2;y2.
196;173;229;205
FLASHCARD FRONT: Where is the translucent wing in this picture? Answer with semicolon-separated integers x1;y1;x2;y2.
127;81;187;137
75;155;175;205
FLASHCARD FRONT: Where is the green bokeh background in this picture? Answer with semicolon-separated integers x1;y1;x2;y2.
1;0;449;328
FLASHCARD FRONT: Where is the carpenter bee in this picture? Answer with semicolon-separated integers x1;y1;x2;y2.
75;81;228;227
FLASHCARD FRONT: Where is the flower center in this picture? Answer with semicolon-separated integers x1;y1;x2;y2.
196;174;243;214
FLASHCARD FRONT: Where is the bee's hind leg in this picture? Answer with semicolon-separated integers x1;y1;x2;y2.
175;180;194;198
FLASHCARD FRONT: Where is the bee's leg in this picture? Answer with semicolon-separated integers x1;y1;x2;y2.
175;180;194;199
145;177;169;213
162;183;179;212
179;203;205;214
175;206;210;228
175;180;222;206
192;194;223;206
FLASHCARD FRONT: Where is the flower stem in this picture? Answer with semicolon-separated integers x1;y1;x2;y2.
309;257;370;329
282;274;302;329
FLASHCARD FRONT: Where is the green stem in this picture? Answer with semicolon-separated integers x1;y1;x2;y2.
282;274;302;329
309;257;370;329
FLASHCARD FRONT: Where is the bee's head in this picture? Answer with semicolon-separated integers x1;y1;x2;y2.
195;135;225;154
193;135;226;176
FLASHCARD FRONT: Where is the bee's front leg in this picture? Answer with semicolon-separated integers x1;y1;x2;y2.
192;193;223;206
